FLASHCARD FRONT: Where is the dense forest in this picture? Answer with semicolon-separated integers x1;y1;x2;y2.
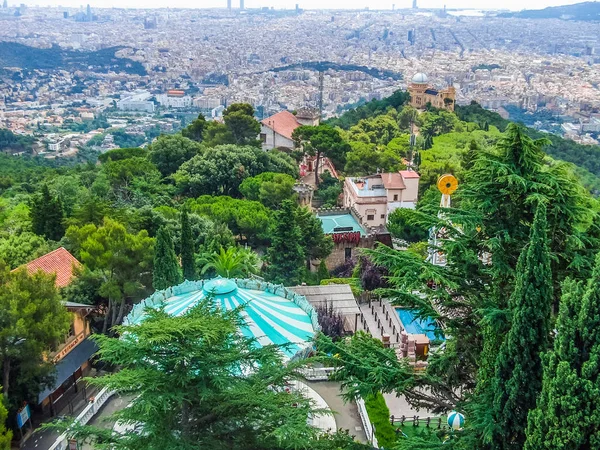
2;89;600;449
0;42;146;75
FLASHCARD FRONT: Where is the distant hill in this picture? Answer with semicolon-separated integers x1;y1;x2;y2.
498;1;600;21
270;61;403;81
0;42;146;75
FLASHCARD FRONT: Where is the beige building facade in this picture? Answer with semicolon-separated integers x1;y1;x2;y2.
408;73;456;111
343;170;420;228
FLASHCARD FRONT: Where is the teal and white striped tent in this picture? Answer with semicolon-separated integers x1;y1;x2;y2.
124;278;320;358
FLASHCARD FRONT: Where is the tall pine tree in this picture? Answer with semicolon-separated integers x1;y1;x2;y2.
31;185;65;241
153;226;182;290
265;200;304;285
525;255;600;449
180;205;196;280
490;203;553;450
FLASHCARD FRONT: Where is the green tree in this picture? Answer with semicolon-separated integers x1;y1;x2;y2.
65;218;154;332
52;301;363;449
202;121;233;147
101;157;162;203
524;260;600;449
317;260;329;283
0;394;11;450
387;208;430;243
199;246;259;279
97;147;148;164
174;145;298;198
293;125;350;185
69;195;111;227
397;105;420;131
239;172;297;209
148;135;202;177
344;141;403;175
347;114;400;145
489;203;553;450
296;206;333;269
181;113;207;142
30;185;65;241
0;265;71;400
223;103;261;146
0;232;51;269
180;206;196;280
265;200;305;285
314;171;342;208
190;196;273;246
153;226;182;291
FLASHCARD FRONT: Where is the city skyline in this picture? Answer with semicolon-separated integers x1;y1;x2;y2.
11;0;589;11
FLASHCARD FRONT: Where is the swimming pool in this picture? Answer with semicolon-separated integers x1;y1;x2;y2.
396;309;445;341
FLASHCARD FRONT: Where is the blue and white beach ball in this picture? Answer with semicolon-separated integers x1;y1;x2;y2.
447;411;465;430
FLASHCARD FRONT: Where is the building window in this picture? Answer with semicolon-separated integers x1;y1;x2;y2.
393;194;398;201
381;214;385;219
259;133;267;143
367;214;374;221
345;248;352;260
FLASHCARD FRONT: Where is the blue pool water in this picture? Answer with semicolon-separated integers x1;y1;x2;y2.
396;309;445;341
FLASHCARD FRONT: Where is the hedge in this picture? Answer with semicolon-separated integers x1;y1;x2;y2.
364;392;396;448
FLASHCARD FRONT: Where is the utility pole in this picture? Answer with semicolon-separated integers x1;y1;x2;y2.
409;120;416;167
318;71;324;119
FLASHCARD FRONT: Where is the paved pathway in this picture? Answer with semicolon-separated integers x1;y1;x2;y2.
306;381;367;443
80;394;131;450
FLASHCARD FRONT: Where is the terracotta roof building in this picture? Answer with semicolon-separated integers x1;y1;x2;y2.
19;247;82;288
16;248;97;415
260;108;320;151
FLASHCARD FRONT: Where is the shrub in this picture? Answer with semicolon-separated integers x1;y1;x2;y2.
364;392;396;448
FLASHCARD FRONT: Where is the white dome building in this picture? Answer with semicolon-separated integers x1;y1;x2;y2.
411;72;429;84
408;72;456;111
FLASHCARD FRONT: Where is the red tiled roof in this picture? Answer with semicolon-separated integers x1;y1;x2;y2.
399;170;421;179
381;172;406;189
17;247;82;288
261;111;301;140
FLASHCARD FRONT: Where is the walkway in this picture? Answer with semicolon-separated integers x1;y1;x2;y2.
306;381;367;443
80;394;132;450
358;297;405;345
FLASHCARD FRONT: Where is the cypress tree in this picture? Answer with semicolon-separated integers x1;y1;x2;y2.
265;200;304;285
490;203;553;450
525;255;600;449
180;205;196;280
153;226;182;290
31;185;65;241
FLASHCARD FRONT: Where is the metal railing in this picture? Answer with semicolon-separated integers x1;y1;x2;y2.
356;396;378;448
299;367;336;381
48;387;116;450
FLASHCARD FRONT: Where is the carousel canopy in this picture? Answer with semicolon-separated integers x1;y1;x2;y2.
125;278;319;358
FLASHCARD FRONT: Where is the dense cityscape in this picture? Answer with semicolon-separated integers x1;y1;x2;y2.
1;2;600;156
1;1;600;450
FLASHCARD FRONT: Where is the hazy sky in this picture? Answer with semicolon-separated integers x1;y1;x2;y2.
23;0;586;11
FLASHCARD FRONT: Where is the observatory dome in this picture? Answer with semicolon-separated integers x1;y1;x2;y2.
411;72;428;84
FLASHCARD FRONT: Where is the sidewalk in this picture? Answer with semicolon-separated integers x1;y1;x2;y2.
306;381;367;443
21;384;100;450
